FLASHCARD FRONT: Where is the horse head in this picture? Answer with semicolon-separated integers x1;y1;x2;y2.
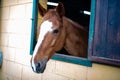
31;2;66;73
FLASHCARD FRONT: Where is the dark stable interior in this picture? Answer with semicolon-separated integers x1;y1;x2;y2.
47;0;91;56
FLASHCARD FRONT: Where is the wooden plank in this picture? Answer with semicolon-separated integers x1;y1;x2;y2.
106;0;120;60
93;0;108;57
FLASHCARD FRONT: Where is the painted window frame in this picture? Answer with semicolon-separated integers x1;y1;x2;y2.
30;0;94;67
30;0;38;55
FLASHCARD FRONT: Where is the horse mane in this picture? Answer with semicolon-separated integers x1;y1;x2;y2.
63;17;88;32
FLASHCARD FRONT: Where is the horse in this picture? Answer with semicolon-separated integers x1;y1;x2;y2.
31;2;88;73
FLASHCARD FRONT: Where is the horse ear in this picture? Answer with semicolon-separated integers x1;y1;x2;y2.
56;2;65;17
38;3;47;16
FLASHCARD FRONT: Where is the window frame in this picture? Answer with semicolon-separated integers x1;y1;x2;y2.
30;0;95;67
30;0;38;55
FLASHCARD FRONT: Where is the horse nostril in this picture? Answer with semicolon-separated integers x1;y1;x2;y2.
37;62;41;67
32;66;34;70
36;62;41;73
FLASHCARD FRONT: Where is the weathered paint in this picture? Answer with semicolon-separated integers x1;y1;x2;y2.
52;54;92;67
30;0;39;55
0;51;2;67
88;0;95;48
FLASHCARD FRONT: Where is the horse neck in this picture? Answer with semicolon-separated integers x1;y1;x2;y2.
63;17;88;57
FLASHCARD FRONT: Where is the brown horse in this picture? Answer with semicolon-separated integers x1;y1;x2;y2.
31;3;88;73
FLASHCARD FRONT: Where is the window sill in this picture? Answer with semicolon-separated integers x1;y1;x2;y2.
51;53;92;67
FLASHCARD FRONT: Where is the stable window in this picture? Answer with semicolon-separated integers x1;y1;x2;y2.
30;0;120;67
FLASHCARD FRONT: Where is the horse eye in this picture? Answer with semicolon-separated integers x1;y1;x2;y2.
53;29;59;34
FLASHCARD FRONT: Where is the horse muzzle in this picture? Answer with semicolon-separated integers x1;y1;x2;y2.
31;59;48;73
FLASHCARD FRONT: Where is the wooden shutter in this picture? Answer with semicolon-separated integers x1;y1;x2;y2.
89;0;120;66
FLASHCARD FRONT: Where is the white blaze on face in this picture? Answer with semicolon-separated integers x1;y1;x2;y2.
32;20;53;72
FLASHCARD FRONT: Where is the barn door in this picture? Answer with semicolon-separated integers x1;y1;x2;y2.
89;0;120;66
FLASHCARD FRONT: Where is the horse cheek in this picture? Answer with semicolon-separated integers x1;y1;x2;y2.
55;28;66;51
